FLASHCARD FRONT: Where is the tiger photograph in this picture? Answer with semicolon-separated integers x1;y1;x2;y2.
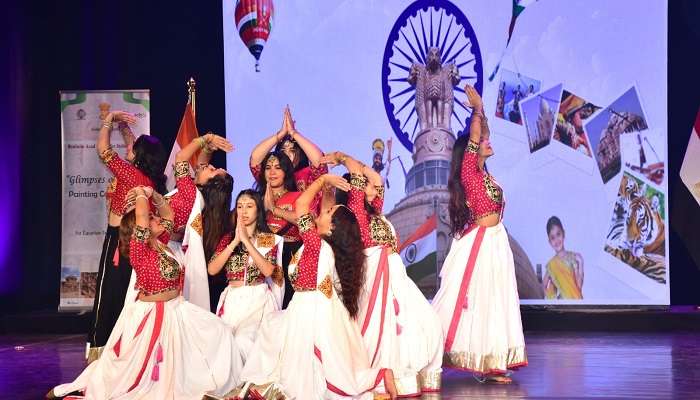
604;172;666;284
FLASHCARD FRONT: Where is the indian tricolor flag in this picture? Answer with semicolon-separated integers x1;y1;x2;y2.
399;213;437;283
164;103;200;190
488;0;539;81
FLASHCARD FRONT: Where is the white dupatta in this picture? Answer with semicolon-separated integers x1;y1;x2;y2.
180;189;210;310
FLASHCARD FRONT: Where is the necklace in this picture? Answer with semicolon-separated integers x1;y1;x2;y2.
272;188;287;201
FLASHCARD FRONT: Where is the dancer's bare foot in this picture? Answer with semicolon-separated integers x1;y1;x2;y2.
384;369;398;399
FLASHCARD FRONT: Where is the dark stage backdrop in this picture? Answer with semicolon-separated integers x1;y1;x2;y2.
1;0;700;313
1;1;228;313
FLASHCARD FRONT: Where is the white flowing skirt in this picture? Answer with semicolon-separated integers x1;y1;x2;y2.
53;296;243;399
240;290;388;399
432;223;527;374
357;246;444;394
215;283;278;363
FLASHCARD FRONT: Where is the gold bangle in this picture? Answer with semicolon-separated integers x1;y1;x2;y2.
102;121;112;129
196;137;207;149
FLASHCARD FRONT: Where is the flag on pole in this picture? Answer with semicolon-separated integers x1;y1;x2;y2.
399;214;437;282
488;0;538;82
164;103;199;190
680;107;700;206
674;106;700;277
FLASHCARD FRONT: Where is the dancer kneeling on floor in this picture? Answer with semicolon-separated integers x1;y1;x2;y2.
208;189;284;362
49;186;243;400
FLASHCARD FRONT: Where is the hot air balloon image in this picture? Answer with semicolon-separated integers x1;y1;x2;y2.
234;0;274;72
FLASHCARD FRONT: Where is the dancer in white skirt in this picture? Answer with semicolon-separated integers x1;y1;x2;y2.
208;189;284;361
432;85;527;383
48;186;243;399
122;132;235;312
237;174;398;399
321;151;444;395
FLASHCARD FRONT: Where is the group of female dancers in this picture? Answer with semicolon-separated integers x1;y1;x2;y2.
48;85;527;399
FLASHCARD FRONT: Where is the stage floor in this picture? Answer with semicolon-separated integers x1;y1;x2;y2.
1;331;695;399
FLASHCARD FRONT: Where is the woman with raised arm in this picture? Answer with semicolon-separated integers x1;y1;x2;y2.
87;111;167;363
160;132;234;311
432;85;527;383
325;151;444;395
49;187;243;399
208;189;284;361
236;174;398;400
249;106;328;193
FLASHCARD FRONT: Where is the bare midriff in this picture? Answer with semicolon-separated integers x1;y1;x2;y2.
474;213;500;228
138;288;180;302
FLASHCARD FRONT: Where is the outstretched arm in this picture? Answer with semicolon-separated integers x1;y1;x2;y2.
295;174;350;217
117;121;137;160
250;110;287;167
177;132;233;165
465;85;484;144
287;107;323;167
132;186;152;229
97;111;137;155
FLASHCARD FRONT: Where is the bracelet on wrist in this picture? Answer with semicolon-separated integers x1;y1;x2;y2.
135;194;149;201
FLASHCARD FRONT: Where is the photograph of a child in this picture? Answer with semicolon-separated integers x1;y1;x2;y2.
543;216;584;300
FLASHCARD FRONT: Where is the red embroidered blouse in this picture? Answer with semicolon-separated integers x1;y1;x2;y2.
129;225;182;295
212;232;281;285
290;214;321;291
266;191;302;242
167;161;198;234
461;139;504;223
100;148;155;216
346;174;396;251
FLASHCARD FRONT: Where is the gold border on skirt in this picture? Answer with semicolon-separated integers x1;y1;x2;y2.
86;346;104;364
419;368;442;391
444;346;527;373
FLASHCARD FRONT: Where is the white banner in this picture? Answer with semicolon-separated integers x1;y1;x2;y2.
59;90;150;311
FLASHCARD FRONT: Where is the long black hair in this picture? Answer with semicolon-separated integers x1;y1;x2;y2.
256;151;298;198
335;173;378;217
201;173;234;261
234;189;272;235
448;134;471;236
132;135;167;195
324;206;366;319
275;135;309;172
